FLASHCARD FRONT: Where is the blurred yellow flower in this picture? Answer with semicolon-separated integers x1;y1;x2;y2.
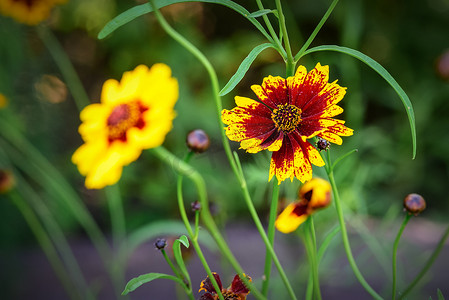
0;93;8;108
0;0;66;25
72;64;178;189
275;177;331;233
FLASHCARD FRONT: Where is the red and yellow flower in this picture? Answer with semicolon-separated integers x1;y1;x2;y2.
222;63;353;184
0;0;66;25
276;178;332;233
72;64;178;189
199;272;251;300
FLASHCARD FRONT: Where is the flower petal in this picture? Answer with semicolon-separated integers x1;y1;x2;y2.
251;75;288;109
199;273;222;294
229;274;252;294
275;202;309;233
291;63;329;109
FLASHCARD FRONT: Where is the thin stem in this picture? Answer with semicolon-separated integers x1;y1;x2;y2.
392;214;411;300
36;25;90;111
325;152;383;300
274;0;295;76
294;0;340;62
149;4;295;298
106;185;126;249
261;179;280;296
175;151;224;300
304;217;322;300
9;191;79;300
255;0;287;58
400;224;449;299
161;249;185;283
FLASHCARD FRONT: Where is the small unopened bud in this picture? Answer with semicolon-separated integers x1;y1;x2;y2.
154;238;167;250
436;50;449;81
191;200;201;212
316;138;330;151
186;129;210;153
0;170;15;194
403;193;426;216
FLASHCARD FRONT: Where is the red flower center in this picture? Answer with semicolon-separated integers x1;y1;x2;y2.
107;101;148;143
271;104;302;133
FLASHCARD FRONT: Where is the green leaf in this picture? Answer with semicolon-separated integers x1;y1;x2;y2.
122;272;185;295
98;0;268;40
301;45;417;159
219;43;275;96
248;9;277;18
438;289;445;300
173;236;191;284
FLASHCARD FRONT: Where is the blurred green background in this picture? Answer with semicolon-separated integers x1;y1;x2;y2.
0;0;448;299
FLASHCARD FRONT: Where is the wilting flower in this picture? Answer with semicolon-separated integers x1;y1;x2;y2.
0;0;66;25
222;63;353;183
199;272;251;300
276;178;331;233
72;64;178;189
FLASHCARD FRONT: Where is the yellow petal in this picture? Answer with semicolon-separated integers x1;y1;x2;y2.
275;202;309;233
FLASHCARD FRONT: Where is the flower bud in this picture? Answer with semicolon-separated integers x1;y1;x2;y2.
436;50;449;81
186;129;210;153
191;200;201;212
154;238;167;250
316;138;330;151
403;193;426;216
0;170;15;194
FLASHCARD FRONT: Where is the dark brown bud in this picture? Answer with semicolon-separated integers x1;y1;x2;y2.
436;50;449;81
0;170;15;194
154;238;167;250
191;200;201;212
186;129;210;153
316;138;330;151
403;193;426;216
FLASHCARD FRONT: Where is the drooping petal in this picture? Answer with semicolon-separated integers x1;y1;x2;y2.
199;273;222;294
275;202;309;233
229;274;251;294
299;178;332;210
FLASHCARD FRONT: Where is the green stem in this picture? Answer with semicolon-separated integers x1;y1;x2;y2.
392;214;411;300
309;217;321;300
294;0;340;62
261;179;280;296
325;152;383;300
274;0;295;76
254;0;287;58
161;249;185;285
400;224;449;299
106;185;126;249
9;191;79;300
152;146;265;300
149;3;296;298
175;151;224;300
36;25;90;111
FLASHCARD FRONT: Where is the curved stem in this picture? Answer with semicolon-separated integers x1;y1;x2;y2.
261;179;280;296
150;4;296;299
400;224;449;299
325;152;383;300
162;247;194;300
392;214;411;300
294;0;340;62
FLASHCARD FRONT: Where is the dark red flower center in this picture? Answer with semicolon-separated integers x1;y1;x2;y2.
107;101;148;143
271;104;302;133
13;0;36;8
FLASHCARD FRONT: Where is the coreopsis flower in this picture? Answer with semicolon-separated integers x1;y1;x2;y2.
222;63;353;184
199;272;251;300
276;178;331;233
72;64;178;189
0;0;66;25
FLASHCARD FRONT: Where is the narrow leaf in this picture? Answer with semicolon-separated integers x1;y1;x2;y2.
248;9;275;18
173;236;191;284
122;273;184;295
438;289;445;300
301;45;417;159
219;43;275;96
98;0;267;40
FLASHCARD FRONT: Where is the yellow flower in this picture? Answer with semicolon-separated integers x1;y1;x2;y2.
275;178;331;233
0;0;66;25
72;64;178;189
0;93;8;109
